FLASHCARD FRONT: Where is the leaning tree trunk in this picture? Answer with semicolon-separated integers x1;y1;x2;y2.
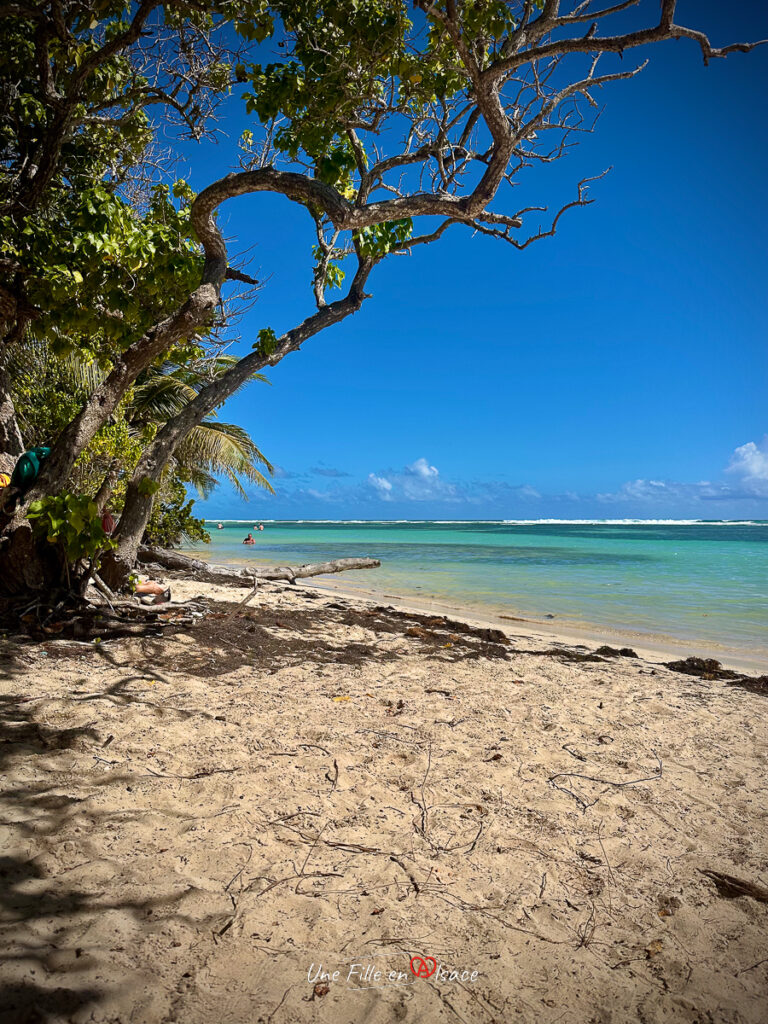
0;256;225;609
100;265;372;590
93;458;122;513
0;374;23;473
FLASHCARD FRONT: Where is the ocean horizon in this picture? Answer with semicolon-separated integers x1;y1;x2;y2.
183;519;768;661
204;518;767;524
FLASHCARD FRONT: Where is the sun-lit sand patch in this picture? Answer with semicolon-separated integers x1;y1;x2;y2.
1;579;766;1023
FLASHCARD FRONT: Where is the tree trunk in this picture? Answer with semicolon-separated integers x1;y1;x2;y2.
0;373;23;474
94;458;121;513
0;519;64;602
103;262;374;585
0;287;19;347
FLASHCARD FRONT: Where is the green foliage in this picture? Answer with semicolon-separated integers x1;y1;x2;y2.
240;2;409;192
311;246;346;290
324;262;346;290
138;477;162;497
232;0;275;42
9;337;272;554
73;422;143;496
7;337;143;499
2;182;204;362
229;0;551;201
179;419;274;499
354;219;413;258
254;327;278;358
27;493;116;564
144;478;211;548
0;14;153;195
0;1;244;370
8;338;91;446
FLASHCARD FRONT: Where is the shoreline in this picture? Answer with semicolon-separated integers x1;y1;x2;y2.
180;548;768;674
202;518;768;525
299;575;768;675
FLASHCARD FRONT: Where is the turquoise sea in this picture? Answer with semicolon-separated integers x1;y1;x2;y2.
183;521;768;661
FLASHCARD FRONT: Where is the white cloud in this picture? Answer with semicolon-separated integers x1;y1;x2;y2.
258;439;768;514
272;464;304;480
727;436;768;485
597;479;676;503
596;437;768;505
360;458;545;506
368;473;393;500
365;459;460;502
596;478;743;505
406;457;439;480
272;460;514;508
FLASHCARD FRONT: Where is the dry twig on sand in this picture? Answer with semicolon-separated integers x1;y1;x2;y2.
549;751;663;812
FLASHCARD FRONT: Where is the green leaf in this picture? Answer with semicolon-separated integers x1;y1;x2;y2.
138;477;161;496
254;327;278;358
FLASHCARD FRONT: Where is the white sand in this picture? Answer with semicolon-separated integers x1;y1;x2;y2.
0;578;766;1023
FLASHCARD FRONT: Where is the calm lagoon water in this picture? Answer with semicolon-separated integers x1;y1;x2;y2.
183;520;768;657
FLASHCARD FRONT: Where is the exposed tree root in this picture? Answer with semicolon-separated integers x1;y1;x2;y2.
0;546;380;641
1;585;208;641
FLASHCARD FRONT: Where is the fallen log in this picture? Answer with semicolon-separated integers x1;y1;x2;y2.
137;546;380;587
252;557;382;582
138;546;211;573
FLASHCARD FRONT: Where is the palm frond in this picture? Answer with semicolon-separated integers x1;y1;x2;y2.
182;465;220;499
175;420;274;500
196;420;273;472
130;371;198;422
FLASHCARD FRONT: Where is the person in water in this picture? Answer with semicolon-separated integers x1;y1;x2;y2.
243;532;255;545
217;522;223;530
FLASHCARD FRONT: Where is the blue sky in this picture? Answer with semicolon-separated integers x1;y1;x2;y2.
181;2;768;520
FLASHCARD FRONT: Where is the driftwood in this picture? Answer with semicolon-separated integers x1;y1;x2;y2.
7;546;380;641
700;869;768;903
137;545;380;587
13;549;380;641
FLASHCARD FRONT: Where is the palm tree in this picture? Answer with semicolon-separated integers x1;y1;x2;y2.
9;339;274;515
128;356;274;499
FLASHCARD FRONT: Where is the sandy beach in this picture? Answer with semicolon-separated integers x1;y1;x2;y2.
1;576;767;1024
